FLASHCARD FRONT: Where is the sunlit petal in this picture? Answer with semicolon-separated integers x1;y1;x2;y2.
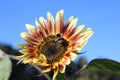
53;68;58;80
17;43;26;48
26;24;36;34
47;12;55;34
59;64;66;73
19;49;28;54
42;67;51;73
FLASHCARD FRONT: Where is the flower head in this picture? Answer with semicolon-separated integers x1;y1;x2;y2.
18;10;93;80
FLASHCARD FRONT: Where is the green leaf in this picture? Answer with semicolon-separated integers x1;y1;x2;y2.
0;50;12;80
86;59;120;75
55;73;68;80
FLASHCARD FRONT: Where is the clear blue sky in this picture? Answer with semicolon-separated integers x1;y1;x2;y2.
0;0;120;62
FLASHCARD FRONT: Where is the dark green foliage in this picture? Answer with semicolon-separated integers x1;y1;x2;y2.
70;59;120;80
65;62;77;78
86;59;120;75
55;73;68;80
74;70;120;80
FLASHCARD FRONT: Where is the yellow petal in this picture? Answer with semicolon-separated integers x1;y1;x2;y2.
19;49;28;54
39;17;47;27
20;32;38;44
78;41;88;51
81;28;93;35
26;24;36;34
76;25;85;32
23;58;32;64
35;18;46;36
68;18;78;30
16;55;25;58
59;10;64;15
35;18;41;27
62;56;71;65
42;67;51;73
59;64;66;73
32;58;39;63
39;54;47;62
52;68;58;80
59;10;64;33
17;43;26;48
55;11;60;33
38;62;50;66
74;38;87;46
52;62;59;69
68;25;85;40
69;52;77;61
65;16;74;26
20;32;29;40
72;29;93;50
80;28;94;41
72;40;88;53
55;10;64;33
38;17;48;37
47;12;55;34
47;12;54;23
64;18;78;36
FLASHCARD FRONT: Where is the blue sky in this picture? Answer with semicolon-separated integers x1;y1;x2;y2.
0;0;120;62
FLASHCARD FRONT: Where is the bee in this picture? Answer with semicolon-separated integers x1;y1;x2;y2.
55;34;69;46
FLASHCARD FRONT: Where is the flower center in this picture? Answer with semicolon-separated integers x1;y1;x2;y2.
38;34;69;61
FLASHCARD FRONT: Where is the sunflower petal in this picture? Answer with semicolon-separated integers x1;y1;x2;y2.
69;52;77;61
42;67;51;73
59;10;64;33
64;18;78;37
68;25;85;40
59;64;66;73
80;28;94;41
55;11;60;33
26;24;36;34
16;55;25;58
20;32;39;44
47;12;55;34
67;18;78;32
62;56;71;65
23;58;33;64
38;17;48;37
39;17;48;30
19;49;28;54
17;43;26;48
72;41;88;53
55;10;64;34
35;18;41;27
38;62;50;66
53;68;58;80
65;16;74;26
52;62;59;69
20;32;29;41
39;54;47;62
32;58;39;63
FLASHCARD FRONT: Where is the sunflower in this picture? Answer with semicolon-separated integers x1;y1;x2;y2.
18;10;93;80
